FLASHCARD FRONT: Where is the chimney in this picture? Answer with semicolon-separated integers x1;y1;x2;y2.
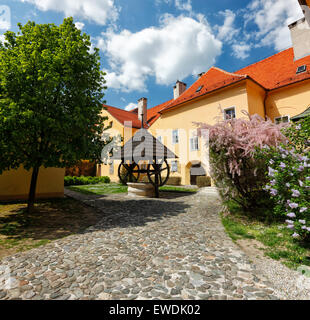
173;80;187;100
299;1;310;25
289;16;310;60
198;72;205;78
298;0;310;25
138;97;147;128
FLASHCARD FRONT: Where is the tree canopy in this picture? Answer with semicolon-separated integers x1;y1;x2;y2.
0;18;108;210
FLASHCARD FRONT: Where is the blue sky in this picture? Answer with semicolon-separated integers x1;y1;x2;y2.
0;0;304;110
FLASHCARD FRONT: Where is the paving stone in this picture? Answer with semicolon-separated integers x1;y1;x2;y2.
0;188;279;300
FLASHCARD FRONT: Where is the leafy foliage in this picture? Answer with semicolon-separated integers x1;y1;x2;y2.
259;117;310;240
64;175;110;186
197;112;286;210
0;18;108;209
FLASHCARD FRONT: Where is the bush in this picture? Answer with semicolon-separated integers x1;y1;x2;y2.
259;116;310;240
196;176;211;188
197;112;286;210
64;175;110;186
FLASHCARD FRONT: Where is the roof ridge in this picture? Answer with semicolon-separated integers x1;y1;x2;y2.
105;104;138;114
211;66;247;78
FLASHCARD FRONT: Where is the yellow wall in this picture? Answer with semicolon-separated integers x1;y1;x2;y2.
246;81;266;118
265;80;310;121
98;109;140;182
98;78;310;186
0;166;65;201
149;81;250;185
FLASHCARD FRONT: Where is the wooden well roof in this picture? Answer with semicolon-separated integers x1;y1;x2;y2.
113;129;178;162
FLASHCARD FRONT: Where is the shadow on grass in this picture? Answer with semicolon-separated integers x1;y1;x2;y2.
0;198;103;242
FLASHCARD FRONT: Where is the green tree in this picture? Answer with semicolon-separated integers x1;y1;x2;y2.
0;18;108;212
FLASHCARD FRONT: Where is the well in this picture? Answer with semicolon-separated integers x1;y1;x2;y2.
127;182;155;198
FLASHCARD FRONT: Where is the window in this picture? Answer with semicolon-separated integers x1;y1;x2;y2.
157;136;162;143
224;107;236;120
172;129;179;144
190;136;199;151
275;116;290;124
171;160;178;172
296;65;307;74
196;85;204;92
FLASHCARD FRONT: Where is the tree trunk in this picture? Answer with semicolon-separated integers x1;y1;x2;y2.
27;166;40;213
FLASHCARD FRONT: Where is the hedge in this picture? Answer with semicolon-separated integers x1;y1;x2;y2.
64;175;110;186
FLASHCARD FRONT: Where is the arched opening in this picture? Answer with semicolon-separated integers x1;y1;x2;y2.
186;161;206;185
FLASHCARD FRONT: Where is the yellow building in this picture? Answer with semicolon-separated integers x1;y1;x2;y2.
100;9;310;186
0;167;65;201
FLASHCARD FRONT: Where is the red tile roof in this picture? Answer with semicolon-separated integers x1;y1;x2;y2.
104;99;173;129
104;105;142;128
105;47;310;123
146;99;174;126
162;67;248;112
235;48;310;90
162;48;310;113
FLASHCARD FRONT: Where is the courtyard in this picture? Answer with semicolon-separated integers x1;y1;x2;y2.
0;187;280;300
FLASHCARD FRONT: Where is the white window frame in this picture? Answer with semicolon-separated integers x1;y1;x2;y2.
223;106;236;120
190;136;199;151
171;160;178;172
172;129;179;144
274;115;290;124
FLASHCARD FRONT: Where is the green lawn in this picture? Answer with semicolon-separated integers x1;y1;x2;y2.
67;183;198;195
67;183;128;195
222;202;310;269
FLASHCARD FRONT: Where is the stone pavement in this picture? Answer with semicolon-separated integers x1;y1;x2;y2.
0;188;280;300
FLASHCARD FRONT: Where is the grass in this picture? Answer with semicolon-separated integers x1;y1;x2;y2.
159;185;198;193
67;183;128;195
222;201;310;269
0;198;103;260
67;182;198;195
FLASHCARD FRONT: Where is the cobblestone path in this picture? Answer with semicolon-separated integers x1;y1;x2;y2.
0;188;279;300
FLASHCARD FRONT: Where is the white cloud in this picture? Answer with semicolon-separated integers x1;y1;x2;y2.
75;21;85;30
155;0;172;5
125;103;137;111
101;14;222;92
216;10;239;42
244;0;303;50
175;0;192;13
0;5;11;30
20;0;119;25
232;43;251;60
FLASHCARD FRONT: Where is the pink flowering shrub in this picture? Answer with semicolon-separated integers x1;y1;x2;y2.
197;112;286;210
259;116;310;240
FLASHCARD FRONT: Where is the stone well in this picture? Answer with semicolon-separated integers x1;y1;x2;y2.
127;182;155;198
